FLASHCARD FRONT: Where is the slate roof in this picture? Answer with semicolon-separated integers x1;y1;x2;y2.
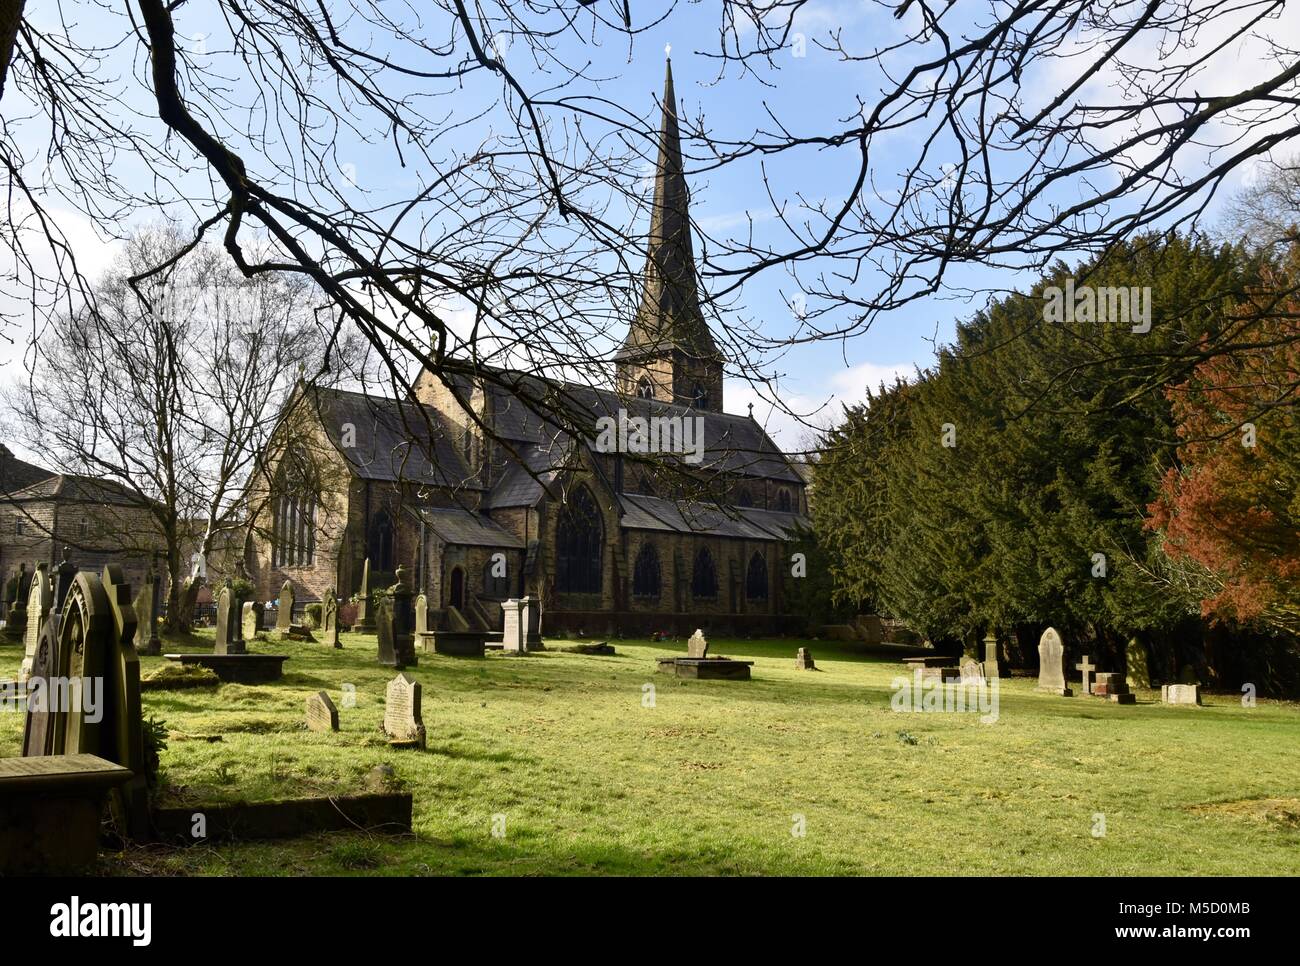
416;507;525;549
309;386;481;489
481;439;575;509
618;493;808;539
0;445;53;493
6;473;149;507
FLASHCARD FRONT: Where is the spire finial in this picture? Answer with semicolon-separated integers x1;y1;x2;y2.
665;43;671;59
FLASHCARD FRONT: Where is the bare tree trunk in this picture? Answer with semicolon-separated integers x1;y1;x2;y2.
0;1;23;102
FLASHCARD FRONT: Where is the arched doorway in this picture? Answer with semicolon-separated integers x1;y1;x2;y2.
449;566;465;611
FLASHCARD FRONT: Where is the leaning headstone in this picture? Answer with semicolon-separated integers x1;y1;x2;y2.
383;672;425;748
354;557;376;633
1125;635;1151;689
241;600;262;641
687;629;709;659
19;563;51;683
322;587;340;648
305;691;339;732
1162;684;1202;706
275;579;295;636
795;647;816;670
1036;627;1072;696
213;580;245;655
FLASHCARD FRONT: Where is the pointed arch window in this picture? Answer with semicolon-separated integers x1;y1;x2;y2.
746;552;769;600
632;542;661;598
691;382;708;408
556;485;603;593
272;449;317;567
777;489;793;513
691;546;718;600
636;375;654;399
369;509;395;572
737;486;754;508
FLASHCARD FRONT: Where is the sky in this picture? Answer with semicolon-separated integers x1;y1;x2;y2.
3;1;1297;452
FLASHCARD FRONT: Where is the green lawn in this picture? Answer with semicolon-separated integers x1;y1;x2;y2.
3;632;1298;875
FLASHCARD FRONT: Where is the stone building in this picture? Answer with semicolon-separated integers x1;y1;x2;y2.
247;60;809;635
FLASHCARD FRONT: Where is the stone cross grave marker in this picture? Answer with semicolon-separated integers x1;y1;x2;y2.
322;587;340;648
384;672;425;748
276;580;295;634
1075;654;1095;696
1036;627;1072;696
305;691;339;732
687;629;709;659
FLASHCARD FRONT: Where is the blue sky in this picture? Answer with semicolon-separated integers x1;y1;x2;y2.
4;1;1295;450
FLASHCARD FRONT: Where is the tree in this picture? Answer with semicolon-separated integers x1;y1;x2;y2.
2;2;1299;448
4;225;348;631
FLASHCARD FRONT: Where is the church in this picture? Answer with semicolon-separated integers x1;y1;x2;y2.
247;61;809;636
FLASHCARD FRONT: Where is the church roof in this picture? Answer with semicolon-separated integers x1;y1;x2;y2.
615;58;721;363
415;506;524;549
618;493;807;539
311;386;481;489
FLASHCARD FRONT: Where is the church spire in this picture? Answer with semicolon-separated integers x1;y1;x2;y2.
617;56;720;365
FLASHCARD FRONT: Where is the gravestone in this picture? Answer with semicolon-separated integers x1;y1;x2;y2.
414;593;430;637
19;563;51;683
1162;684;1202;706
131;570;160;656
2;562;30;642
383;672;425;748
1125;635;1151;689
1075;654;1096;696
213;580;245;655
1093;671;1136;704
657;628;753;680
1035;627;1072;696
100;565;150;837
241;600;262;641
960;657;985;683
275;579;295;636
306;691;339;732
58;573;112;757
795;647;816;670
322;587;340;648
376;568;416;669
981;632;1001;679
501;598;526;653
354;557;376;632
519;595;543;649
687;629;709;659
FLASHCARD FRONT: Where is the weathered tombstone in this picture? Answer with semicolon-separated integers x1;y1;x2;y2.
354;557;376;632
132;569;160;657
1075;654;1095;696
322;586;340;648
1162;683;1202;706
501;598;525;652
57;572;113;758
415;592;429;636
21;609;63;757
376;568;416;669
1125;635;1151;689
2;562;29;642
519;595;543;649
795;646;816;670
275;579;295;635
305;691;340;732
241;600;262;641
981;632;1001;679
960;657;985;683
99;565;149;837
1036;627;1072;696
383;672;425;748
19;563;51;683
687;628;709;659
213;580;245;655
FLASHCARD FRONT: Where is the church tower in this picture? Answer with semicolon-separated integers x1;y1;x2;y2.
615;57;724;412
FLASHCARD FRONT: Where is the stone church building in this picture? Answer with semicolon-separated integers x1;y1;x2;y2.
247;61;808;635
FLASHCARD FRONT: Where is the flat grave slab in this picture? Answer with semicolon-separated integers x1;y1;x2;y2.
165;653;288;683
656;656;754;680
427;630;487;657
901;655;960;669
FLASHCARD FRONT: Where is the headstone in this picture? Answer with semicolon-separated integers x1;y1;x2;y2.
1075;654;1096;696
501;598;526;653
414;592;429;636
275;579;295;635
100;565;149;837
376;568;416;668
1162;684;1202;706
795;647;815;670
383;672;425;748
1125;635;1151;689
322;587;340;648
19;563;51;683
241;600;262;641
21;607;63;757
1093;671;1136;704
981;632;1001;679
1035;627;1072;696
3;562;29;642
960;657;985;683
687;629;709;659
305;691;339;732
58;573;112;757
213;580;245;655
354;557;375;632
520;595;543;649
132;568;160;657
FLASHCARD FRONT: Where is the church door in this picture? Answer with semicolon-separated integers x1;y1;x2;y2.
450;567;465;611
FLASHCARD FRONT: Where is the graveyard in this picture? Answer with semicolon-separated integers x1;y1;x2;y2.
3;627;1297;876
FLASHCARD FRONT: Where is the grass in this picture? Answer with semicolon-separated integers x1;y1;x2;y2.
2;631;1298;876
